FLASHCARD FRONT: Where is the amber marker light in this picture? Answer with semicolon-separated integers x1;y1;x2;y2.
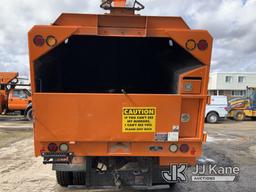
186;39;196;50
46;35;57;47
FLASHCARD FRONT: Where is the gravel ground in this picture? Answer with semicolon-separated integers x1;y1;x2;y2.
0;118;255;192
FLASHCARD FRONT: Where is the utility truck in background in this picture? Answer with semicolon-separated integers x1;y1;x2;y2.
28;0;213;188
0;72;33;120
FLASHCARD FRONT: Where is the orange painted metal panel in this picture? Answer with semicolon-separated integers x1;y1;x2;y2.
147;16;190;29
179;66;208;96
0;72;18;84
98;27;146;36
180;80;202;94
54;14;189;30
7;90;31;110
160;157;197;166
167;30;213;65
33;93;181;142
28;11;212;165
35;140;201;159
29;16;212;66
98;15;147;28
28;26;78;61
179;98;200;138
54;14;98;27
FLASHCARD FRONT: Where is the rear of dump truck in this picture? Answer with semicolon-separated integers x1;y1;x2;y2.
28;1;212;187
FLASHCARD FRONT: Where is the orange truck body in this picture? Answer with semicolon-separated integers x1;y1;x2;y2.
7;89;32;111
0;72;32;114
0;72;18;113
28;1;212;187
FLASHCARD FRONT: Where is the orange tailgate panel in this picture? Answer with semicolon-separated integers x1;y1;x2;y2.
34;94;181;142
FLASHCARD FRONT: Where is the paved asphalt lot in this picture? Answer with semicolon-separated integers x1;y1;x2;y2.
0;117;255;192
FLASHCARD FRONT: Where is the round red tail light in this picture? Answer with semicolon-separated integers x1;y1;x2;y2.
197;39;208;51
48;143;58;152
33;35;45;47
180;144;189;153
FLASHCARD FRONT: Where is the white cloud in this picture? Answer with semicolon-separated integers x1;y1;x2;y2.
0;0;255;76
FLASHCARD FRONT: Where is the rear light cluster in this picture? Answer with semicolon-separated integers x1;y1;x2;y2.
33;35;57;47
47;143;69;152
185;39;196;50
180;144;189;153
169;143;191;153
33;35;44;47
197;39;208;51
186;39;208;51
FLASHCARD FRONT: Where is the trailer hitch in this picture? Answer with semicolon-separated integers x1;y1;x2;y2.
41;152;73;164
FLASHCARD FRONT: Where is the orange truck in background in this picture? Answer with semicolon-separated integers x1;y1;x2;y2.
28;0;212;187
0;72;33;120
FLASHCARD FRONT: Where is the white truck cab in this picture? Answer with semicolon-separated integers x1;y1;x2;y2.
205;96;228;123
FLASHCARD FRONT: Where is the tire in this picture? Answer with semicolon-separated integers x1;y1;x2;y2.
26;108;33;121
206;112;219;123
56;171;73;187
234;110;245;121
73;172;86;185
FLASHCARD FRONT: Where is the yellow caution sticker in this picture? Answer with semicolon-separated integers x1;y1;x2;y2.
122;107;156;132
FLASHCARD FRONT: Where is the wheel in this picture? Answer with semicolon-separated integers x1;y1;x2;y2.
206;112;218;123
234;110;245;121
73;172;86;185
56;171;73;187
26;108;33;121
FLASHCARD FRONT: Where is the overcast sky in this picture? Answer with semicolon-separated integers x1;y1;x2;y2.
0;0;255;76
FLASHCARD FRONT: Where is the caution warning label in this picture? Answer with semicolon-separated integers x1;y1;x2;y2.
122;107;156;132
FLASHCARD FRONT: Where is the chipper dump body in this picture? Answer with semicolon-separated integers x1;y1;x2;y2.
28;0;212;187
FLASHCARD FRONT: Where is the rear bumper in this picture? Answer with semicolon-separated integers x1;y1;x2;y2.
37;140;202;165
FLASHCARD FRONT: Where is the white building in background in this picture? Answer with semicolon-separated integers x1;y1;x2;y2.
208;72;256;97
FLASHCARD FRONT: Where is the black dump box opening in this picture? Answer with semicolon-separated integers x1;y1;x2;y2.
34;36;202;94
